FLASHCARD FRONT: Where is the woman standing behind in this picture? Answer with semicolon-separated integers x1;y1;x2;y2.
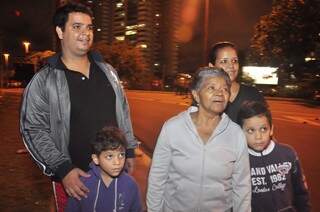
208;41;266;124
147;67;251;212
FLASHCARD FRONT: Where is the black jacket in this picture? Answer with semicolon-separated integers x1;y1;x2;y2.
20;52;137;180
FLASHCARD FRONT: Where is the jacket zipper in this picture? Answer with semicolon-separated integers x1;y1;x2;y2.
197;145;206;212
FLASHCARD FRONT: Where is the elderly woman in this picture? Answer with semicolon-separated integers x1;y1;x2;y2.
147;67;251;212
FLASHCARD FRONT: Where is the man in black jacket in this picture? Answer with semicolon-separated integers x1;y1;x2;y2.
20;3;137;211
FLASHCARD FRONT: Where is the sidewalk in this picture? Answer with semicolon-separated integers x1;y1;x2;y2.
0;89;54;211
132;148;151;211
0;88;151;211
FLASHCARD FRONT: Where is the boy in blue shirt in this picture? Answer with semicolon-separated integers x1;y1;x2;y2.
65;126;142;212
238;101;311;212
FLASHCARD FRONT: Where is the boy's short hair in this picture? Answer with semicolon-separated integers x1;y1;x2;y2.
238;101;272;127
53;2;93;30
92;126;128;156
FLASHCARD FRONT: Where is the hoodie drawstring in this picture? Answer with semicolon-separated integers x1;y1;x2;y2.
113;178;118;212
93;179;101;212
93;178;118;212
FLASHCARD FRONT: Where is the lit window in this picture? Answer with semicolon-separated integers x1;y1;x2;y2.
140;44;148;48
115;36;125;41
97;28;101;32
305;57;316;62
125;30;137;35
126;25;138;30
116;2;123;7
285;85;298;89
155;14;160;17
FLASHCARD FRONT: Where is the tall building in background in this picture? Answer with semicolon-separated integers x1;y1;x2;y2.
0;30;4;54
57;0;181;77
159;0;180;78
0;29;4;69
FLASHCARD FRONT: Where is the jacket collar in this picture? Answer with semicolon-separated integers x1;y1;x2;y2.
186;106;231;141
248;140;275;156
89;162;103;179
46;51;104;70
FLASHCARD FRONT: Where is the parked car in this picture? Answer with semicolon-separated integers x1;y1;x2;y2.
313;90;320;101
120;80;129;89
7;80;22;88
151;79;163;90
174;73;192;95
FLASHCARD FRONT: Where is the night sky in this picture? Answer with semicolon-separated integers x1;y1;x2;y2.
0;0;272;69
0;0;54;56
179;0;272;71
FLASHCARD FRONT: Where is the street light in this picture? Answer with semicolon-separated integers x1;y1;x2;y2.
23;41;31;54
203;0;209;65
1;53;10;88
3;53;10;68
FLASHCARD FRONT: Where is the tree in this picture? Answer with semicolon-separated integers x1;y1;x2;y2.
26;50;56;71
250;0;320;67
92;41;154;89
249;0;320;97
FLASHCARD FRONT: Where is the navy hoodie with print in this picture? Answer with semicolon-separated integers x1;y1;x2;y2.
65;163;142;212
249;140;311;212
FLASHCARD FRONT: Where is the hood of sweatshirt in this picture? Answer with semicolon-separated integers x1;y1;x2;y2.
88;162;120;212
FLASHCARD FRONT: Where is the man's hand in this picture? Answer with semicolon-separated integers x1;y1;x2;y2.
62;168;90;200
126;158;135;174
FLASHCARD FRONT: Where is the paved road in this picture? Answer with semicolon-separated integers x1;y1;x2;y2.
1;89;319;211
127;90;320;212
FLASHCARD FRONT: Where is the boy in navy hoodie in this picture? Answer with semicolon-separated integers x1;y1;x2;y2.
65;126;142;212
238;101;311;212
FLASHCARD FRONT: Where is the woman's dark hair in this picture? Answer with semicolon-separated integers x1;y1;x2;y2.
91;126;128;156
53;2;93;31
237;101;272;127
190;66;231;106
208;41;237;64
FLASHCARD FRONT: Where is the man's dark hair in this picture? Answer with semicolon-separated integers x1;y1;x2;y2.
237;101;272;127
92;126;128;156
208;41;237;64
53;2;93;30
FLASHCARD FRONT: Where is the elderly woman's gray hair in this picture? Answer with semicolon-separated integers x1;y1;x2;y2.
190;66;231;91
